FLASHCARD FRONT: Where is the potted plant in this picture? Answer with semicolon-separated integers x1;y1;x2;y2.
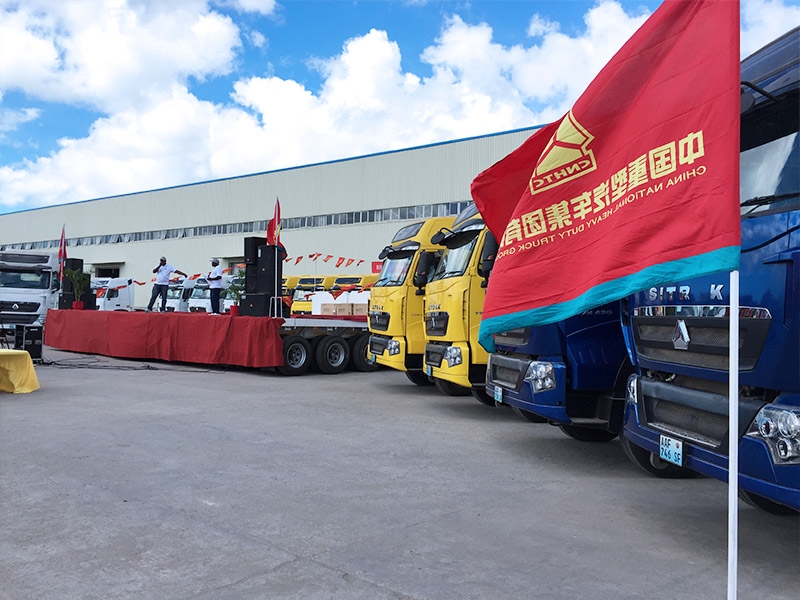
64;267;91;310
226;268;246;316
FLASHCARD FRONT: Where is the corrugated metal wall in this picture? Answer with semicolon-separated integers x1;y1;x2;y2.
0;127;537;302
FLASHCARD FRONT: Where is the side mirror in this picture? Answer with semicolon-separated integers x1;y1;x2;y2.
413;251;434;289
478;232;498;287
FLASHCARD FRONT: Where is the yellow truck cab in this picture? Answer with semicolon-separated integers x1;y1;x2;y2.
290;275;337;315
331;273;379;291
368;216;455;385
424;203;497;404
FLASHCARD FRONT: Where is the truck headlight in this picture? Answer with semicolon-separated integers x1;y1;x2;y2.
443;346;462;367
524;361;555;392
747;406;800;465
387;340;401;356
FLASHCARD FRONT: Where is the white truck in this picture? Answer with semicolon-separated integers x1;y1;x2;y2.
92;277;136;311
0;250;59;333
166;277;207;312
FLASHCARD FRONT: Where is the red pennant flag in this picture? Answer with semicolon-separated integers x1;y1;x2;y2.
472;0;740;351
133;281;146;286
266;197;282;246
335;257;345;268
357;260;364;267
294;256;303;265
222;267;233;274
345;258;355;267
188;273;201;280
323;254;333;262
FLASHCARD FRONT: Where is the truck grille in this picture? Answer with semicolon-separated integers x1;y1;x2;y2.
487;354;527;391
369;311;390;331
0;301;41;312
369;335;389;355
631;308;770;371
424;311;449;336
636;376;764;450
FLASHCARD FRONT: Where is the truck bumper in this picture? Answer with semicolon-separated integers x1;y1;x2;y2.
623;376;800;511
424;341;474;389
368;334;410;372
486;353;570;422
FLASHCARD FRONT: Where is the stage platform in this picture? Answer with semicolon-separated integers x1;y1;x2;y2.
44;310;285;368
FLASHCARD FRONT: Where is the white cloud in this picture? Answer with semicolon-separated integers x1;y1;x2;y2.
0;0;797;211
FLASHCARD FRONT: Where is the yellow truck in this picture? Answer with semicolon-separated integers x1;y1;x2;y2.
289;275;337;315
423;203;497;404
368;216;455;385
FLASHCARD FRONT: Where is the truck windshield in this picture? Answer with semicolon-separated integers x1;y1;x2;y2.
740;131;799;213
166;288;183;299
191;287;210;299
430;237;478;281
0;270;50;290
374;255;412;287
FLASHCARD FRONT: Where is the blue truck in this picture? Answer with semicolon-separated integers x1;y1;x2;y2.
620;27;799;515
486;304;632;441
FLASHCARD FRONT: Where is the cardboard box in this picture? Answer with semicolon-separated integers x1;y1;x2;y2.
320;303;337;316
351;303;368;316
335;303;353;316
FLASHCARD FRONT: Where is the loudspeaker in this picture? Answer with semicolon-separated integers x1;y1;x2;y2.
58;292;75;309
239;293;269;316
80;287;97;310
244;236;267;265
60;258;85;295
15;325;43;360
256;245;283;297
245;265;259;294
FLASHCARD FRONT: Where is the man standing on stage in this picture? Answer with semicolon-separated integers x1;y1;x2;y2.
208;258;223;314
146;256;187;313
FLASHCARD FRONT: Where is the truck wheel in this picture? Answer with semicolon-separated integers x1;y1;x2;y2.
738;490;799;516
559;424;617;443
512;406;547;423
315;335;350;375
620;434;695;478
434;377;472;396
470;386;496;406
405;370;433;386
277;335;312;376
348;334;378;372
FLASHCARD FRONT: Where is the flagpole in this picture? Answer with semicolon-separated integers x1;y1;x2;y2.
727;269;740;600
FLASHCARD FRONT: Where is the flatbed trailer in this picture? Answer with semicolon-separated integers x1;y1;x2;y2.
277;314;376;376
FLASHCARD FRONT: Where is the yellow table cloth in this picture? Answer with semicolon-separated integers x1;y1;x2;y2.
0;349;40;393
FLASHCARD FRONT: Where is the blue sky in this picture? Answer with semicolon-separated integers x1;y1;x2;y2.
0;0;798;214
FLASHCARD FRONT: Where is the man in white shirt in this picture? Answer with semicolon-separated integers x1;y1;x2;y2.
146;256;187;313
208;258;223;314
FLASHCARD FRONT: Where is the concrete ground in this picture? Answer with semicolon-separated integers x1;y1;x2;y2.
1;347;797;600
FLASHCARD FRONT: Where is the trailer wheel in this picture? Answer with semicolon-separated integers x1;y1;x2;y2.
470;386;496;406
434;377;472;396
512;406;547;423
620;434;696;478
315;335;350;375
405;370;433;386
348;334;378;372
559;424;617;442
277;335;312;376
738;490;799;516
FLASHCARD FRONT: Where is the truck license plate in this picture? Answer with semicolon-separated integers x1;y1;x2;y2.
493;386;503;402
659;434;683;466
425;365;432;376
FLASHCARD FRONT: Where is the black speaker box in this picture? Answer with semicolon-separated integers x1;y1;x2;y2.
256;245;283;297
60;258;85;295
245;265;259;294
239;293;269;316
15;325;43;360
58;292;75;309
244;236;267;265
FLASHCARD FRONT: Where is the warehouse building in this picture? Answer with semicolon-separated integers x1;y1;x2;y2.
0;127;537;302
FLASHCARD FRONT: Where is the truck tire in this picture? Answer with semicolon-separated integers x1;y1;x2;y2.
405;370;433;386
512;406;547;423
470;386;496;406
620;434;696;478
277;335;312;376
559;424;617;442
434;377;472;396
315;335;350;375
738;490;799;516
348;334;378;372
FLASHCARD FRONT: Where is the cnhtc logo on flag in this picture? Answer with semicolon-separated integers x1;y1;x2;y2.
529;111;596;196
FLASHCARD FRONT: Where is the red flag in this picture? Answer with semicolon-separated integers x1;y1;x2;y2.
57;224;67;282
266;197;281;246
323;254;334;263
472;0;740;351
335;257;345;268
309;252;322;261
345;258;355;267
357;260;364;267
294;256;303;265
